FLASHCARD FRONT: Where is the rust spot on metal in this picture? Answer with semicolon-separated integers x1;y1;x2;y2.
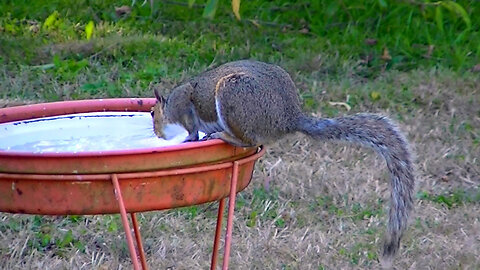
134;182;147;203
207;178;216;197
71;181;92;185
172;181;185;201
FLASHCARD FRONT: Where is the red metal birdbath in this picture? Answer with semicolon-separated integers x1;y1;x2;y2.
0;98;265;270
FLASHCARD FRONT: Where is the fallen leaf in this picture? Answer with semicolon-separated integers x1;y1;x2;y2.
381;47;392;61
364;38;378;46
29;24;40;33
360;53;374;64
328;101;351;111
249;19;260;28
472;64;480;72
115;6;132;17
299;27;310;34
85;21;94;40
423;45;435;59
271;43;281;51
370;91;381;101
232;0;241;20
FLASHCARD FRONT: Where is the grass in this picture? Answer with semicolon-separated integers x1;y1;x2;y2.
1;0;480;269
1;0;479;101
417;189;480;209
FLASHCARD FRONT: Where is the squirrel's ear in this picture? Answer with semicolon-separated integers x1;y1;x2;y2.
154;88;166;104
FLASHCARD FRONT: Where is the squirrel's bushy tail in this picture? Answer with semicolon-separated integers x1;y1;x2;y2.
299;113;414;261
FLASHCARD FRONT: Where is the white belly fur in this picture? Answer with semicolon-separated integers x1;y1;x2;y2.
192;98;224;134
197;118;224;134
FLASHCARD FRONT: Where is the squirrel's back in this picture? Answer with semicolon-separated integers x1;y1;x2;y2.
187;60;305;145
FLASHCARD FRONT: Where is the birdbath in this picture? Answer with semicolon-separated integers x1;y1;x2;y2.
0;98;265;270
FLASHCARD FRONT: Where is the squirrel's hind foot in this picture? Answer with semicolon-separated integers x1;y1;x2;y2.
208;131;255;147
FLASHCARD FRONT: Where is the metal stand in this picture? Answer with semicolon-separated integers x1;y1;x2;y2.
111;148;264;270
111;173;146;270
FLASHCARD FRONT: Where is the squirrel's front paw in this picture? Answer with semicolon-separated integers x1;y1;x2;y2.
184;132;199;142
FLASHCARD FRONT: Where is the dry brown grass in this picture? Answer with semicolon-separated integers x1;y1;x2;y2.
1;69;479;269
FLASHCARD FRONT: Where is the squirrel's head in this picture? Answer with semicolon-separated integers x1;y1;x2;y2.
151;88;168;138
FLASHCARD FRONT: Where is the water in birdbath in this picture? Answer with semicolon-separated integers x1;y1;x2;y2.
0;112;200;153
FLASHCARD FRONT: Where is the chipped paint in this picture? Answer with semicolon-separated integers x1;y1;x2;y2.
71;181;92;185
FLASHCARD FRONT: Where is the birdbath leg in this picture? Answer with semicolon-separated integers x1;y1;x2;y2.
131;213;148;270
210;197;226;270
222;161;240;270
111;174;142;270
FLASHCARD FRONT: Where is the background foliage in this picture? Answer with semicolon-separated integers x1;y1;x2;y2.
1;0;478;68
0;1;479;269
1;0;478;102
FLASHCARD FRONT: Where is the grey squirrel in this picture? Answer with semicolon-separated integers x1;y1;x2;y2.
152;60;414;263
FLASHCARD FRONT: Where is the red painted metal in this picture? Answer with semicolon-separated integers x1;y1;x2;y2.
211;198;226;270
112;173;142;270
0;99;267;269
222;161;239;270
0;161;256;215
131;213;148;270
0;98;155;123
0;140;255;174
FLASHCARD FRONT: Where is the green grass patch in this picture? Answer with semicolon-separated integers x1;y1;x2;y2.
417;188;480;209
311;195;384;221
1;0;479;105
236;187;286;228
176;205;200;219
14;216;87;254
1;0;479;69
338;242;378;266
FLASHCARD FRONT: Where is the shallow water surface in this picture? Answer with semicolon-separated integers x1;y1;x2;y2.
0;112;190;153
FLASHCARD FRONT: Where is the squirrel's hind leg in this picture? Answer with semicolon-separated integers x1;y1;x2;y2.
208;131;256;147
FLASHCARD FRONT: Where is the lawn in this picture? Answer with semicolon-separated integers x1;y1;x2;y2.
1;0;479;269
